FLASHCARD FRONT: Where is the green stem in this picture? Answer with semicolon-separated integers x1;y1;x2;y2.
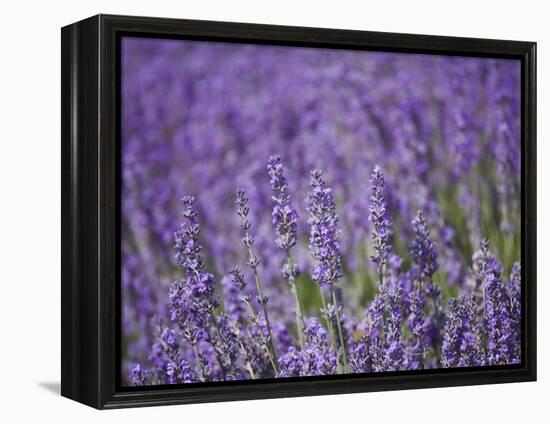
481;284;487;355
263;343;280;374
319;285;340;372
246;362;256;380
331;287;349;373
414;278;426;370
378;263;385;290
192;343;206;382
237;339;256;379
210;318;229;379
191;268;228;379
286;250;305;348
243;298;279;374
246;244;278;360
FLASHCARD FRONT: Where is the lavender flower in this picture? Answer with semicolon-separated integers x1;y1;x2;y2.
267;155;305;347
353;284;387;373
234;189;279;373
278;318;337;377
167;359;194;384
306;170;348;372
406;288;426;369
229;266;279;375
349;341;370;373
423;280;445;365
129;363;147;386
442;295;482;367
278;347;304;378
221;275;246;323
508;263;521;363
161;328;179;356
301;317;338;376
157;327;196;384
170;196;229;380
411;210;439;280
484;269;514;365
273;322;293;355
369;165;393;280
173;196;218;320
306;170;342;288
267;154;298;250
476;239;515;365
383;283;404;371
213;314;240;379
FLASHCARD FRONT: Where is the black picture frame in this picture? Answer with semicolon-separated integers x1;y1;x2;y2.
61;14;537;409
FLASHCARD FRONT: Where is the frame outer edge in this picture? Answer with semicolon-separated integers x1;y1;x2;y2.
61;14;538;409
526;42;537;381
61;14;102;409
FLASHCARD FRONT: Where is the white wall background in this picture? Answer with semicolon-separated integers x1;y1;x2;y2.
0;0;546;421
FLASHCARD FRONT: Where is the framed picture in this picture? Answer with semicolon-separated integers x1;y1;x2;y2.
61;14;536;409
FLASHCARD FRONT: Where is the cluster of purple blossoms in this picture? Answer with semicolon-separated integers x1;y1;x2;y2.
411;210;439;280
127;159;521;386
368;165;393;280
507;263;522;362
306;170;343;289
279;317;337;377
410;209;445;364
350;283;387;373
474;240;519;365
268;154;305;347
129;363;147;386
306;169;349;372
268;154;299;252
441;295;483;368
383;282;405;371
406;287;426;369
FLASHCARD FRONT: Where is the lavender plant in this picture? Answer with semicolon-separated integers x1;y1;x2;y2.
306;170;349;372
267;155;305;347
442;295;483;368
234;188;278;372
121;39;521;385
369;165;393;286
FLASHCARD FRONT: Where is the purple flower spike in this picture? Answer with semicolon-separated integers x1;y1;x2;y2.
507;263;521;363
484;271;513;365
267;154;298;251
411;210;439;279
442;295;482;368
383;283;404;371
161;328;179;353
361;284;388;372
306;169;349;371
278;317;337;377
306;169;342;288
129;363;147;386
369;165;393;278
173;196;218;317
406;287;426;369
278;347;304;378
268;154;305;347
234;188;279;374
170;196;231;380
476;239;514;365
301;317;337;376
178;359;195;384
214;314;240;380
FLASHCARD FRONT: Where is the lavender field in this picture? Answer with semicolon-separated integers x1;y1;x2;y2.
121;37;521;386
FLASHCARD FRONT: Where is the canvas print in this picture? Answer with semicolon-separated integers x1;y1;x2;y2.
121;36;521;386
